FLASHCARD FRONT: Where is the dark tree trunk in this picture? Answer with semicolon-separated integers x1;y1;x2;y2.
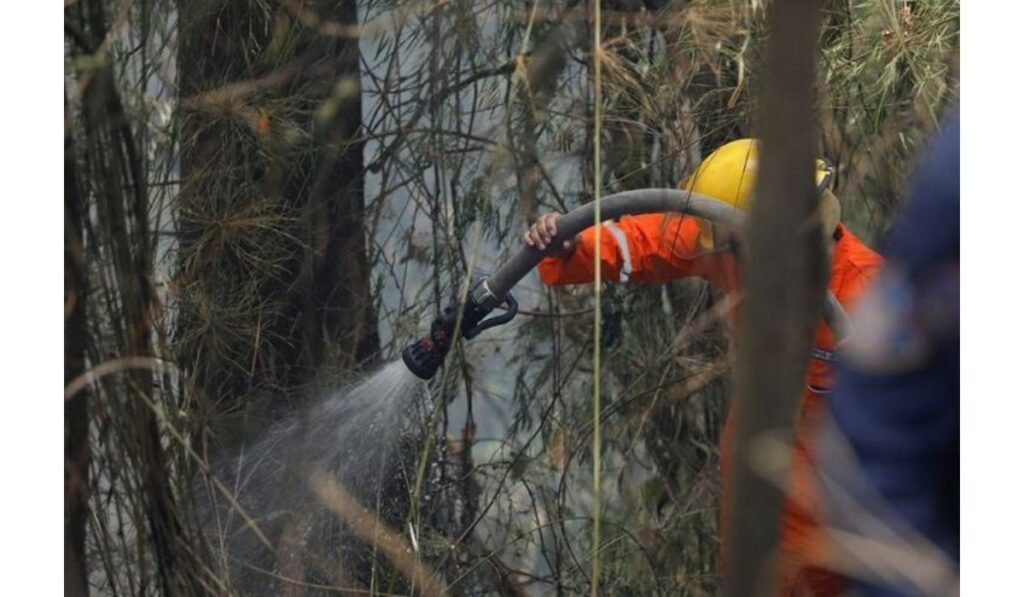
725;0;827;595
177;0;378;409
65;99;90;597
291;0;378;376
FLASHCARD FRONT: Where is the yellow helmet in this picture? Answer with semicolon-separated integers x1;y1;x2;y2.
680;139;839;248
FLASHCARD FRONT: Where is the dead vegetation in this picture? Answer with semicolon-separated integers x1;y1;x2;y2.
65;0;957;594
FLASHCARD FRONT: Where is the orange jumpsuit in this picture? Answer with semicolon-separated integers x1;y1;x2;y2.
537;213;883;595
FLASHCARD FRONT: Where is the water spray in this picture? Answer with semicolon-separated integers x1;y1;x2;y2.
401;189;850;380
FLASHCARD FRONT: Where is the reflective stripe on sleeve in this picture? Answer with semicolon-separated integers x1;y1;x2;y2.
604;222;633;283
812;347;835;362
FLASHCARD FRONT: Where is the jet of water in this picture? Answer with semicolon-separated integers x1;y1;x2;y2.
195;360;427;594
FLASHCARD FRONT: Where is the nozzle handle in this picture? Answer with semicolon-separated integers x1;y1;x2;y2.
464;293;518;340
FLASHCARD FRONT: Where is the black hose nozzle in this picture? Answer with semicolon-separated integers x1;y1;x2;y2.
401;319;453;381
401;279;518;380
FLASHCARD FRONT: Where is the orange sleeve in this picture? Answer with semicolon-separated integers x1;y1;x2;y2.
537;225;624;285
833;225;886;306
537;213;734;287
808;225;886;388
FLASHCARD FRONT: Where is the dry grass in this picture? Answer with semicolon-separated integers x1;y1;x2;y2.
65;0;958;593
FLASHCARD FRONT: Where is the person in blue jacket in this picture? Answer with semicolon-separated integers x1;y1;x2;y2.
819;107;959;595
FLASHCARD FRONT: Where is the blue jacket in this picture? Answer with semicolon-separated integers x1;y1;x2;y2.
827;108;959;595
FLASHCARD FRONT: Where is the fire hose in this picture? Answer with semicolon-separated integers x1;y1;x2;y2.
401;189;849;380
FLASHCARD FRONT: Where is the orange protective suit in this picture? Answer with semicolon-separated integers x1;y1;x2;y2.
537;213;883;595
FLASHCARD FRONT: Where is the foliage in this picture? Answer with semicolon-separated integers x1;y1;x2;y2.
64;0;958;594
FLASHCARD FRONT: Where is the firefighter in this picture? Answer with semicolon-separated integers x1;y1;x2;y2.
524;139;884;595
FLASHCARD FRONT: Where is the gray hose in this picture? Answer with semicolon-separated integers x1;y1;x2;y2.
480;188;850;339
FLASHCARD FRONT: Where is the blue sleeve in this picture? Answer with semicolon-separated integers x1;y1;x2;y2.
827;107;960;593
880;108;960;278
831;326;959;558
